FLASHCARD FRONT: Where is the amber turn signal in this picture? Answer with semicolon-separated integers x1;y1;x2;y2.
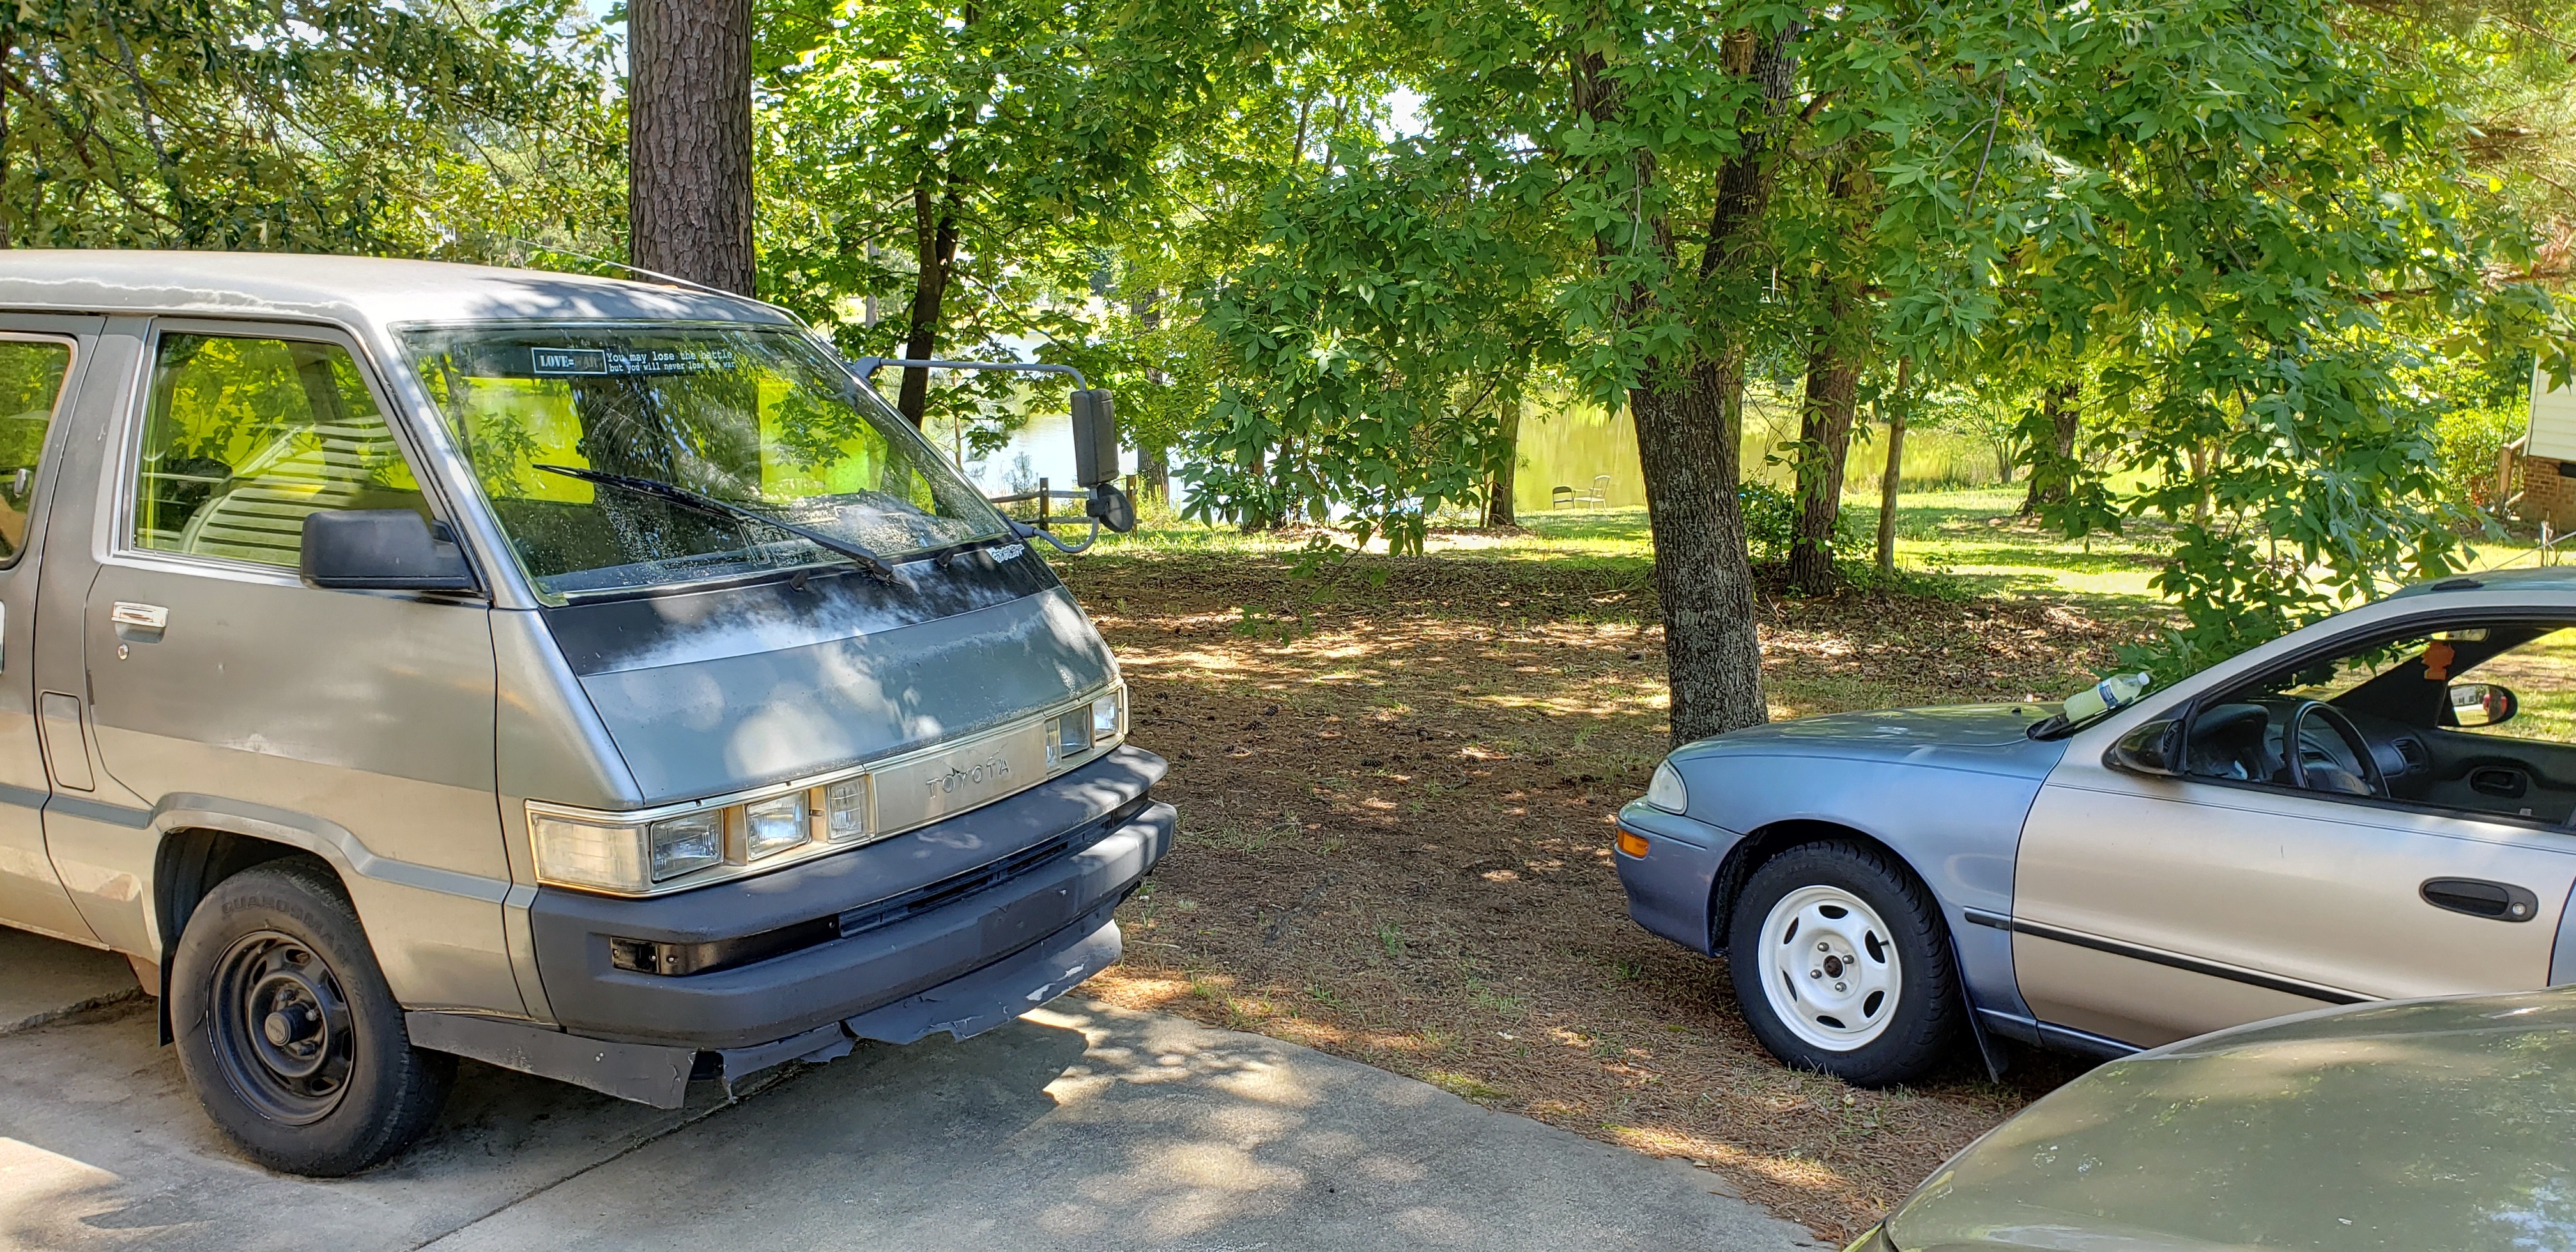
1615;828;1650;858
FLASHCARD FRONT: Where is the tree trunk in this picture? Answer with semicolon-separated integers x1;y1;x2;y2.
1788;303;1864;589
2188;441;2212;523
1569;22;1786;745
1876;358;1910;574
1787;159;1871;590
1138;444;1170;503
627;0;755;296
1485;397;1522;528
895;179;962;427
1633;368;1767;743
2021;380;2082;513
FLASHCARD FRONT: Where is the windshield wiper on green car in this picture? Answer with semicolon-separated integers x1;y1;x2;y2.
533;464;898;582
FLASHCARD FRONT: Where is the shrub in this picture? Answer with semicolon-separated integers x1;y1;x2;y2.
1738;481;1867;563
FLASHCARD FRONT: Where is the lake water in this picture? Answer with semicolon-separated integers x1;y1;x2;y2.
943;402;1646;517
941;390;1999;517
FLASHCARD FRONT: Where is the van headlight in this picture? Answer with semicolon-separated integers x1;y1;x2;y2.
529;810;724;893
1093;688;1124;742
1646;762;1689;813
529;786;841;895
1050;685;1126;770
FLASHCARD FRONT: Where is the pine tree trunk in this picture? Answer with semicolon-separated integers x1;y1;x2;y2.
895;180;962;427
1876;358;1911;574
627;0;755;296
1634;364;1768;743
1485;397;1522;528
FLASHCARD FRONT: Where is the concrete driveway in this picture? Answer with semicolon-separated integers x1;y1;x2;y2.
0;929;1822;1251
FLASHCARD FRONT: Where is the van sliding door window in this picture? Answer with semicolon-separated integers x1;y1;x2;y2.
134;334;429;569
0;339;70;563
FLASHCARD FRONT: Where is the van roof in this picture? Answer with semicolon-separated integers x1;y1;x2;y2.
0;250;792;330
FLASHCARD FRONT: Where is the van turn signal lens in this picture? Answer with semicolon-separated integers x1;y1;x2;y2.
1616;829;1650;858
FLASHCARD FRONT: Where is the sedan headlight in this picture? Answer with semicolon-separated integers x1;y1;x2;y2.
1646;761;1689;813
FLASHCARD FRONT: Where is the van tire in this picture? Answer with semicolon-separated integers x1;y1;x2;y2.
169;859;453;1176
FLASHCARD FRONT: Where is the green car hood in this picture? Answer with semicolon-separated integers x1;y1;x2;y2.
1885;989;2576;1252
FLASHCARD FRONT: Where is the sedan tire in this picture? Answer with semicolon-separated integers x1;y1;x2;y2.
169;859;454;1176
1728;841;1961;1087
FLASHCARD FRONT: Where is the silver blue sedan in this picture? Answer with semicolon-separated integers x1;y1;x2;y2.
1615;568;2576;1085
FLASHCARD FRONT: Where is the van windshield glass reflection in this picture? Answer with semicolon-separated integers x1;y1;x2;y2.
401;324;1009;600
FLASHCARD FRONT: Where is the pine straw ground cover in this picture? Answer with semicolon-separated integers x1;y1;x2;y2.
1059;528;2166;1243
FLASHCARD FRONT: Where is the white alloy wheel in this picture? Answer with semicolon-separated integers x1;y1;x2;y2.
1755;883;1903;1051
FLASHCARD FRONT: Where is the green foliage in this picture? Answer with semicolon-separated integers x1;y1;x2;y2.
1183;143;1562;551
2;1;622;256
1737;480;1864;565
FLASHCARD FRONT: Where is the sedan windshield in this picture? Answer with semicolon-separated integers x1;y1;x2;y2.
400;322;1009;600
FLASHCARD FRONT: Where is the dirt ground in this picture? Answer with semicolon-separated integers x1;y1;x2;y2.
1064;543;2149;1243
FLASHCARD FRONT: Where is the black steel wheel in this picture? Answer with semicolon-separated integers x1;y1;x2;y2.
170;859;452;1176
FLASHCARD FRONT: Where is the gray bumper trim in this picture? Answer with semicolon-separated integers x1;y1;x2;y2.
410;899;1127;1107
404;1010;695;1109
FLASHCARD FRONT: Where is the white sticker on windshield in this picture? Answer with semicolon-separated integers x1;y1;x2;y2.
525;346;738;377
531;347;607;375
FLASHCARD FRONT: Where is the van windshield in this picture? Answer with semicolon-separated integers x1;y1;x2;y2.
399;323;1011;600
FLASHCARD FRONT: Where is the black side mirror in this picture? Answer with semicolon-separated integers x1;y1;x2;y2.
1086;482;1137;534
2105;718;2186;777
301;510;477;592
2442;682;2518;728
1070;389;1118;487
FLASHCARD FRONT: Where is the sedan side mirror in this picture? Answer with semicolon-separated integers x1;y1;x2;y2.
301;510;478;592
2443;682;2518;728
2105;718;2185;777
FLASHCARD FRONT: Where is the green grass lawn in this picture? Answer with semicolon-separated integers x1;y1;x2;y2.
1096;487;2176;615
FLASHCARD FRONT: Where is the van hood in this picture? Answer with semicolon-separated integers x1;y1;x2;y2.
1885;988;2576;1252
550;564;1116;804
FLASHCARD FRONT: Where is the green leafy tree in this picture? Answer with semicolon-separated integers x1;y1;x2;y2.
754;0;1285;427
1;1;620;255
1184;142;1563;547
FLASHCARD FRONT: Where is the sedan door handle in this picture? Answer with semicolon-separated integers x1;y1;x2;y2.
2421;877;2540;922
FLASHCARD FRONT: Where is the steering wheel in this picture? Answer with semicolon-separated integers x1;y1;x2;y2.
2281;699;2388;798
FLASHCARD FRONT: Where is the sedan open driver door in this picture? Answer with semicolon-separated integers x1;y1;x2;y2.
2005;619;2576;1050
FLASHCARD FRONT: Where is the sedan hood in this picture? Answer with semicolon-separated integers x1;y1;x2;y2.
1675;704;2069;780
1887;989;2576;1252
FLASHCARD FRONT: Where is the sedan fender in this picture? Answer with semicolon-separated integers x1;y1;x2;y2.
1614;705;2071;1025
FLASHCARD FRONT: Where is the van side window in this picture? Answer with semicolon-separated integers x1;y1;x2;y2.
135;334;428;568
0;339;70;563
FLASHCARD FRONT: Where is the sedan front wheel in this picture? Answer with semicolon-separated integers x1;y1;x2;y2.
1728;841;1961;1087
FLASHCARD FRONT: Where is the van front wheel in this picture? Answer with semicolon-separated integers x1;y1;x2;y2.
169;860;453;1175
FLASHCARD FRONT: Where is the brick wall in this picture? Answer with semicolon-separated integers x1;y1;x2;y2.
2520;457;2576;530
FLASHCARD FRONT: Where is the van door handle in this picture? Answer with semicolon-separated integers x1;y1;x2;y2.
2421;877;2540;922
109;602;168;632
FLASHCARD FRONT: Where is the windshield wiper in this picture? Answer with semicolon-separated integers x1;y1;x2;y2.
533;464;898;581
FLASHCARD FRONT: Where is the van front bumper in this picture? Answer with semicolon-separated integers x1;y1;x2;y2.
496;747;1170;1097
